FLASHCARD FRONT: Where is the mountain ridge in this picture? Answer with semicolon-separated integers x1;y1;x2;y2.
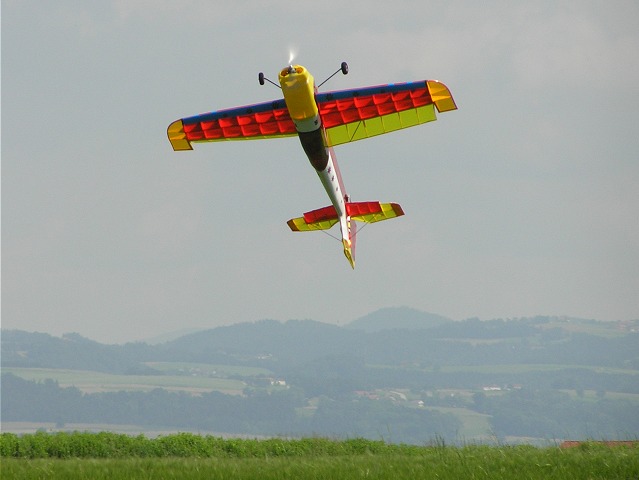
3;313;637;374
346;306;452;332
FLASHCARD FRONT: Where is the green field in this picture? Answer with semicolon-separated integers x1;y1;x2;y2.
425;407;493;439
2;367;246;395
537;319;631;338
1;433;637;480
144;362;273;377
447;364;639;376
427;363;639;376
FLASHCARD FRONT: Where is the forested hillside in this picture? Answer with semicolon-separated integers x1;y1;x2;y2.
4;315;638;372
2;312;638;444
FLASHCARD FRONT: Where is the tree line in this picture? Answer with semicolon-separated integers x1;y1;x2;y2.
4;373;638;443
1;374;460;445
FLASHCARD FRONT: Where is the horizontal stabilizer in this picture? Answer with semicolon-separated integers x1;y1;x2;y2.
287;202;404;232
287;204;339;231
347;202;404;223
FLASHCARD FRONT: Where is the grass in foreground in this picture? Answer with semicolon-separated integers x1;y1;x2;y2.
1;433;637;480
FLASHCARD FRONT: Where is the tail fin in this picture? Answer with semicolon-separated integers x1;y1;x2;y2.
287;202;404;232
287;205;340;231
287;201;403;268
342;219;357;269
346;202;404;223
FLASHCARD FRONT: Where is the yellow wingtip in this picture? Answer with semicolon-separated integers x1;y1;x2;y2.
167;119;193;151
426;80;457;113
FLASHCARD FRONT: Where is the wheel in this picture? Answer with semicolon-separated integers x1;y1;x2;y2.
258;72;265;85
341;62;349;75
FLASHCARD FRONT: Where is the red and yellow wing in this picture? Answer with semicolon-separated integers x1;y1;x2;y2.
168;99;298;151
316;80;456;147
168;80;456;151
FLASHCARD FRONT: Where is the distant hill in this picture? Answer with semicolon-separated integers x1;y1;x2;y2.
160;319;360;365
346;307;452;332
3;316;637;373
0;330;155;374
141;328;206;345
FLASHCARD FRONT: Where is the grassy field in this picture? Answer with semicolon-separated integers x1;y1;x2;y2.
7;362;638;396
425;407;493;440
560;389;639;403
2;367;246;395
439;363;639;376
2;362;278;396
143;362;273;377
0;422;258;438
1;433;637;480
368;361;639;376
537;318;633;338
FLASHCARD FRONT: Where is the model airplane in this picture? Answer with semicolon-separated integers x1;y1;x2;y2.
167;62;456;268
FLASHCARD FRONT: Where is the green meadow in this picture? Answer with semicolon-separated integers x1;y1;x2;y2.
1;432;637;480
143;362;273;377
2;367;247;395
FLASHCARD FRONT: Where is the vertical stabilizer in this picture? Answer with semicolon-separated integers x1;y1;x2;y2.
342;238;355;269
341;216;356;269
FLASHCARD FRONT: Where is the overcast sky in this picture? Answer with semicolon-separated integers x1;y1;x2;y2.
3;1;638;344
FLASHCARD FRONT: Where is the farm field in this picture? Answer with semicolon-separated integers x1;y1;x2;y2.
387;363;639;376
536;319;632;338
559;389;639;402
1;433;637;480
143;362;273;377
2;367;246;395
425;407;493;440
0;422;256;438
443;363;639;375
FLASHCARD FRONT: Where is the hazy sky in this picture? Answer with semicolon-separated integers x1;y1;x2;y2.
3;1;638;343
